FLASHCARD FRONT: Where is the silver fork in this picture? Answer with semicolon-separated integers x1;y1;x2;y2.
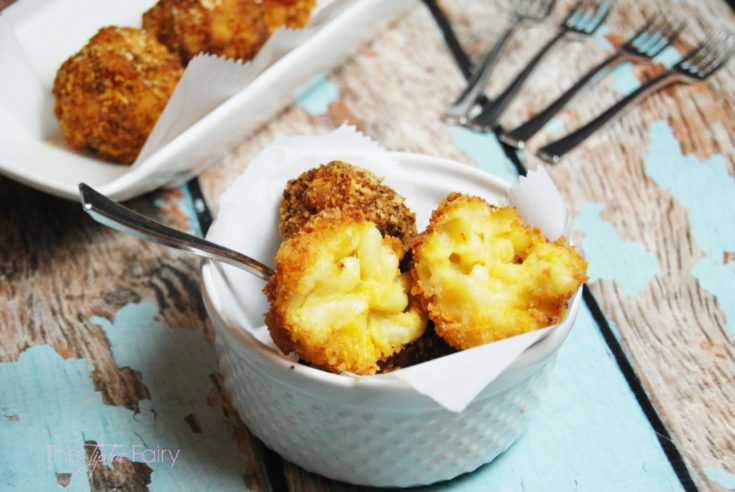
442;0;557;125
537;32;735;163
501;13;684;149
78;184;274;280
469;0;612;130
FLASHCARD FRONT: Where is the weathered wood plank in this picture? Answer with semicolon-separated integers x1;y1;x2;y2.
0;178;272;490
441;0;735;490
2;0;734;489
196;0;735;490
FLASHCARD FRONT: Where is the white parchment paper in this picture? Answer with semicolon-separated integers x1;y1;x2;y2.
0;0;341;167
209;126;583;413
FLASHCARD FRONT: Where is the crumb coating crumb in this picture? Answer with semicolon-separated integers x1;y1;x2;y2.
279;161;417;245
263;0;316;31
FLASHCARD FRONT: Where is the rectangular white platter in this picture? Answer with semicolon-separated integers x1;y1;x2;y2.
0;0;413;201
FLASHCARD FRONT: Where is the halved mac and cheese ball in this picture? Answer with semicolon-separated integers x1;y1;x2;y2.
264;210;426;374
411;193;587;350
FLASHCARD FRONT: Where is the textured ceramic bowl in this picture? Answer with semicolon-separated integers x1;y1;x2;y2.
201;152;580;487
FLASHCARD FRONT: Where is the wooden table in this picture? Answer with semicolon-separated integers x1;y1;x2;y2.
1;0;734;490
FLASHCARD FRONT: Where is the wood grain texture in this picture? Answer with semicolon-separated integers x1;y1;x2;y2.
196;1;735;490
0;179;272;490
445;1;735;490
2;0;734;489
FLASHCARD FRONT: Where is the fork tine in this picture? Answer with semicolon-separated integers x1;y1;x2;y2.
645;19;679;55
691;34;726;68
628;15;658;47
514;0;530;16
677;36;717;67
700;36;735;76
640;21;666;51
659;20;686;52
517;0;556;19
702;50;734;78
563;1;584;25
588;1;612;33
645;16;674;46
540;0;557;18
574;6;594;30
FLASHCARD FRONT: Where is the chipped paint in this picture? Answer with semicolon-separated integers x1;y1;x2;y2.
574;202;658;296
545;117;566;135
705;467;735;489
0;303;248;491
296;77;340;116
449;127;518;183
432;302;681;491
656;46;681;68
644;120;735;334
611;61;641;94
594;25;614;51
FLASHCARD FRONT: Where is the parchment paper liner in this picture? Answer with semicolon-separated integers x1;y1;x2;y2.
208;126;581;413
0;0;342;171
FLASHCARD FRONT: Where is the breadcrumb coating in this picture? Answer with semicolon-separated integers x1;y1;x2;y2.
53;27;183;164
264;209;426;374
279;161;417;244
143;0;269;64
411;193;588;350
263;0;316;31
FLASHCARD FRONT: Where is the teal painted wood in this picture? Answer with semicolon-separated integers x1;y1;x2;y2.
574;202;659;296
296;77;341;117
0;302;251;491
432;301;682;491
644;120;735;334
0;114;707;492
435;131;682;491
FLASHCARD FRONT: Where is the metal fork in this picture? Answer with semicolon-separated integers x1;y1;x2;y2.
442;0;556;125
537;32;735;163
469;0;612;130
78;184;274;280
501;13;684;149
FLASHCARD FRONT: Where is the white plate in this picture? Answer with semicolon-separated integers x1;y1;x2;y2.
0;0;412;201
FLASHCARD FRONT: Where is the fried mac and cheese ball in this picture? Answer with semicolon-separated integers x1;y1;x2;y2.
264;210;426;374
279;161;417;244
143;0;269;64
411;194;587;350
263;0;316;31
53;27;183;164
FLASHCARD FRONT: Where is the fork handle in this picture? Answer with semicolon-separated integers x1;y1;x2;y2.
470;30;567;130
501;52;624;148
442;20;520;124
78;184;274;280
537;72;676;163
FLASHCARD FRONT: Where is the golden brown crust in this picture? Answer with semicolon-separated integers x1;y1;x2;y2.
410;193;588;350
53;26;183;164
142;0;270;65
263;0;316;31
264;209;425;374
278;161;417;244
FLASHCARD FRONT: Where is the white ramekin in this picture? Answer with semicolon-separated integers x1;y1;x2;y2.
201;152;579;487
